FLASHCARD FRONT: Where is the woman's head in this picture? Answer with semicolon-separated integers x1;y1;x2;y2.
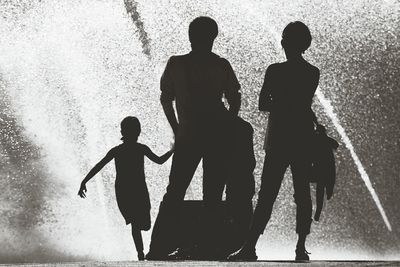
120;116;141;142
281;21;312;56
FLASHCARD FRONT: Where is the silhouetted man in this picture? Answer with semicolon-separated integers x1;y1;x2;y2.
146;16;241;260
229;21;320;261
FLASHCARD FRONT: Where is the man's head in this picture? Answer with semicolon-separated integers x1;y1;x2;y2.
189;16;218;51
281;21;312;57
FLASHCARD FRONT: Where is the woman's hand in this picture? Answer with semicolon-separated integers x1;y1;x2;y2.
78;183;87;198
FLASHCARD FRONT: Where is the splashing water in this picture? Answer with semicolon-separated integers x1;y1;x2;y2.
315;90;392;232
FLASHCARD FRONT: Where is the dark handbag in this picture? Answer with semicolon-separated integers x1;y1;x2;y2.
309;124;339;221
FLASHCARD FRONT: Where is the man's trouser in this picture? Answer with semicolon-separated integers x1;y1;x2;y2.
149;128;229;255
250;149;313;236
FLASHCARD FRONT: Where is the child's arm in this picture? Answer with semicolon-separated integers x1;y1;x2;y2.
143;145;174;165
78;148;115;198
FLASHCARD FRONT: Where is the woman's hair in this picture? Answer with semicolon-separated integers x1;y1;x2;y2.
120;116;141;141
281;21;312;53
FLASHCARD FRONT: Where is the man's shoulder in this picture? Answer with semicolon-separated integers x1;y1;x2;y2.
167;54;190;63
163;54;191;73
208;53;237;73
212;53;231;65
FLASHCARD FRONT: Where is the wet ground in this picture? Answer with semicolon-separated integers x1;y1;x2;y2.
1;261;400;267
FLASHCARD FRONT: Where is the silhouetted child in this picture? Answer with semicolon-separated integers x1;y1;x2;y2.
78;116;174;261
225;116;256;254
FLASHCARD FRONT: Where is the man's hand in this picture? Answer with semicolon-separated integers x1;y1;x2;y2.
78;183;87;198
161;100;179;138
172;126;179;138
170;141;176;152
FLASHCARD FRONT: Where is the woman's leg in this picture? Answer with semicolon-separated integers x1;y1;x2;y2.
291;158;313;260
248;152;289;245
131;224;144;260
228;152;288;260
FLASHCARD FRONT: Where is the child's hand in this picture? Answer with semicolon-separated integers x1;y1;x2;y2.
78;183;87;198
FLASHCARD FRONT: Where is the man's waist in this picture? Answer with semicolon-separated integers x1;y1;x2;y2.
177;107;229;121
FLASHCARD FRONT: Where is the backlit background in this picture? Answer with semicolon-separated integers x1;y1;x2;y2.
0;0;399;263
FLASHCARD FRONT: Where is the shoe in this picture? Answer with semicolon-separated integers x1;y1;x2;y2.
137;251;145;261
145;250;169;261
295;248;310;261
167;248;191;260
227;247;258;261
196;248;225;261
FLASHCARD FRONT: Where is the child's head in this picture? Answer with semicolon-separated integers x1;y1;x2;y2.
281;21;312;56
120;116;141;142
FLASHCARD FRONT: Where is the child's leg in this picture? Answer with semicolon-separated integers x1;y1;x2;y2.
131;224;144;259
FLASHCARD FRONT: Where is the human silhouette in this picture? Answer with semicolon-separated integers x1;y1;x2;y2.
228;21;320;261
225;116;256;254
146;16;241;260
78;116;173;261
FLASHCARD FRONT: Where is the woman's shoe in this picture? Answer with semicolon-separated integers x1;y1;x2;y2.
295;248;310;261
227;247;258;261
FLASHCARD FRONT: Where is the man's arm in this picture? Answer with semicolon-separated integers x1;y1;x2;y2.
222;59;241;116
160;57;178;136
161;101;179;136
227;92;241;116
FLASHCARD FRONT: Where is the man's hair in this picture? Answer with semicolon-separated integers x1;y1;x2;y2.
120;116;141;141
281;21;312;53
189;16;218;44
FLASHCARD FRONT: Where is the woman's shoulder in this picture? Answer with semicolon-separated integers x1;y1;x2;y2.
303;60;320;75
267;62;283;71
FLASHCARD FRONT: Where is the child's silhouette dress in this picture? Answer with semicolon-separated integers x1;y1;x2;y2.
114;143;152;229
78;116;173;260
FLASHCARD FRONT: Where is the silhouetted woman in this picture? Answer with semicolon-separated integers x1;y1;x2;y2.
229;21;320;261
78;116;174;261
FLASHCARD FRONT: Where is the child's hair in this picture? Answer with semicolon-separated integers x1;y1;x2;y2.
281;21;312;53
120;116;141;142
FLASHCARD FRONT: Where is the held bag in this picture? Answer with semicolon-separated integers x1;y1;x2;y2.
309;124;339;221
